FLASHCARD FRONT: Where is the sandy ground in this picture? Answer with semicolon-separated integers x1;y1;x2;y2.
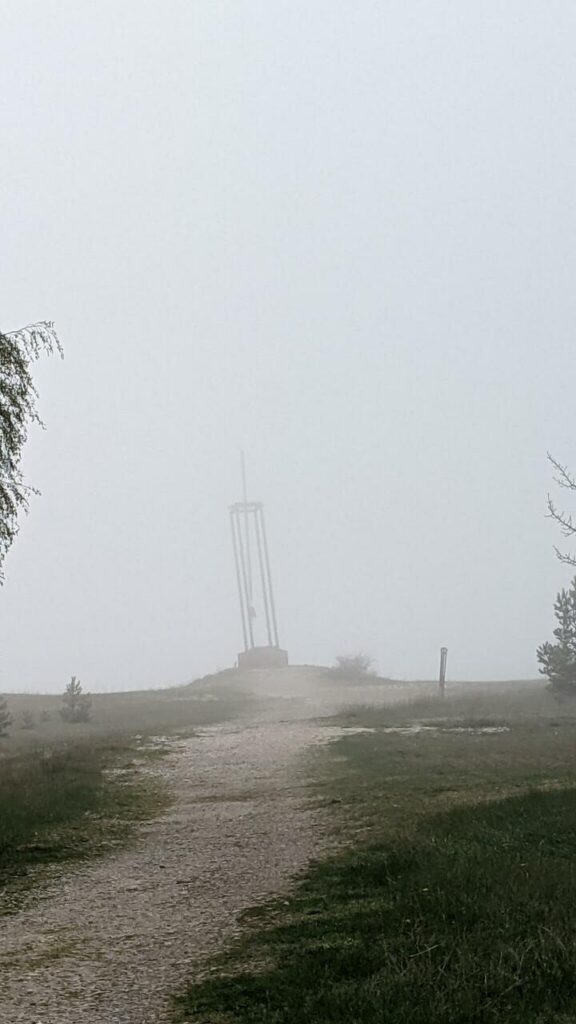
0;668;414;1024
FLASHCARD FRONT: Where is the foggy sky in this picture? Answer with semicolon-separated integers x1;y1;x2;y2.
1;1;575;691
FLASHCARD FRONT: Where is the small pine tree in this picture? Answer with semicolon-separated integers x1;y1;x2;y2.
537;579;576;695
0;696;12;737
60;676;92;723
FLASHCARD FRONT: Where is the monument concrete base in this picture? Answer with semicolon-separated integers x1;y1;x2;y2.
237;646;289;670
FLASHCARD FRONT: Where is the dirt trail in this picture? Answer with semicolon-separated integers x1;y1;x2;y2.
0;668;389;1024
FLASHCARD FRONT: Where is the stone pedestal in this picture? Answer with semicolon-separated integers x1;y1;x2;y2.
237;646;289;670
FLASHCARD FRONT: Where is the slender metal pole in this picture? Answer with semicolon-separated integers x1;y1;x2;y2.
259;506;279;647
235;505;255;649
241;452;253;607
254;503;273;646
230;508;248;651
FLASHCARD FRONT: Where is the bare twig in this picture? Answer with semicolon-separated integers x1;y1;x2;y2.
554;546;576;567
547;496;576;537
547;455;576;565
547;452;576;491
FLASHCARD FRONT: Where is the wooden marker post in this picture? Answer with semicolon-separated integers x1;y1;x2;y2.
439;647;448;698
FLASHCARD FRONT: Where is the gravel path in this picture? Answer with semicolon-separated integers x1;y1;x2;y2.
0;713;340;1024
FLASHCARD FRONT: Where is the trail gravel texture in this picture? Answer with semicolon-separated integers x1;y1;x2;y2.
0;693;343;1022
0;668;417;1024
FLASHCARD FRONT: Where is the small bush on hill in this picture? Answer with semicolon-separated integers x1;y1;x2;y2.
334;653;374;678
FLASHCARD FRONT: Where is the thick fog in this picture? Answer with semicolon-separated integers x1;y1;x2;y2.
1;1;575;691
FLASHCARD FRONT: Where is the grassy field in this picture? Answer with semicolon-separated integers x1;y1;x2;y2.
0;736;168;912
0;670;247;750
0;672;249;913
174;683;576;1024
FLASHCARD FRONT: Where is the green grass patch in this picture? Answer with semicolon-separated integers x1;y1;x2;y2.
0;736;166;913
0;671;253;913
174;687;576;1024
0;670;253;913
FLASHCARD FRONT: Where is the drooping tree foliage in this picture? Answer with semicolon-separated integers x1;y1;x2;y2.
0;321;62;581
537;579;576;695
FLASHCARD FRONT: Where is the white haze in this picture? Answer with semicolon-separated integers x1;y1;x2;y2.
1;1;575;691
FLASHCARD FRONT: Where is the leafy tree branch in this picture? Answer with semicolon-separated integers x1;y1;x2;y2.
0;321;62;580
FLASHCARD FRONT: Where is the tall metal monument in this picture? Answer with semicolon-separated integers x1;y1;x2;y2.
229;455;288;669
